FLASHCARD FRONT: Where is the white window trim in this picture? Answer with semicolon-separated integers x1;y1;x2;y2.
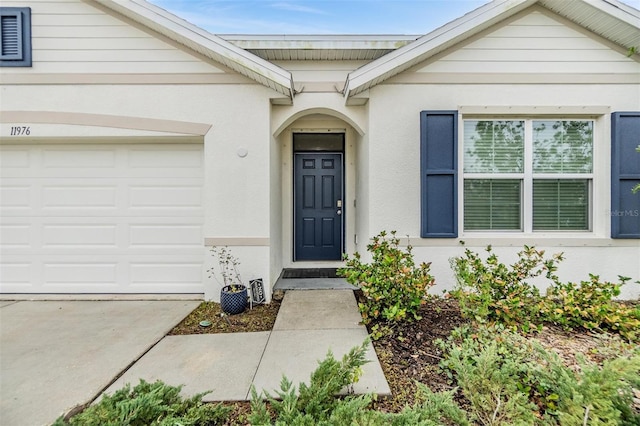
458;115;597;236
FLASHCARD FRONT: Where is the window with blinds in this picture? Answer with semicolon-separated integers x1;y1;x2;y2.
463;119;593;232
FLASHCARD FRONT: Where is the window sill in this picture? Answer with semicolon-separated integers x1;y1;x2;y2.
405;235;639;247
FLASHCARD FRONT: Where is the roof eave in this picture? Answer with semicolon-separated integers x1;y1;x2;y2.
93;0;294;99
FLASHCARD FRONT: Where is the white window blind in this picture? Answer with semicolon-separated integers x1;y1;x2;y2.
463;119;593;232
463;120;524;173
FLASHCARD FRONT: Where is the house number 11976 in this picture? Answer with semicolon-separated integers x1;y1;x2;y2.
10;126;31;136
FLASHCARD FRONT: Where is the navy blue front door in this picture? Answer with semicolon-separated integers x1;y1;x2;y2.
294;153;343;261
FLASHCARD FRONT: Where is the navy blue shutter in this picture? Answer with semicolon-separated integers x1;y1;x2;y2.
611;112;640;238
420;111;458;237
0;7;31;67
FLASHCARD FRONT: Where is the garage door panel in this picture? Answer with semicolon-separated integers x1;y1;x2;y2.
0;148;32;171
0;143;204;294
129;185;202;209
129;224;202;248
2;219;204;255
130;262;203;285
0;185;31;210
42;224;118;248
0;224;32;248
42;148;117;169
44;262;118;285
43;185;118;209
0;262;33;289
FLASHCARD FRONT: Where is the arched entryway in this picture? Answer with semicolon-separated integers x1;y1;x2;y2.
272;111;364;270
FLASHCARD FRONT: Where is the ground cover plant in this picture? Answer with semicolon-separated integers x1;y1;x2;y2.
248;339;471;425
437;325;640;425
53;379;230;426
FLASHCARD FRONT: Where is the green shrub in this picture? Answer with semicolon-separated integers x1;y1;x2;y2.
450;244;563;331
250;339;472;426
534;349;640;425
437;325;640;425
339;230;435;324
249;339;372;425
450;244;639;341
542;274;640;341
54;379;230;426
438;325;541;425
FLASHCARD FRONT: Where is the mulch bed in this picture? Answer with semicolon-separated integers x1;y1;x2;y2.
360;294;469;412
168;290;638;421
169;299;281;335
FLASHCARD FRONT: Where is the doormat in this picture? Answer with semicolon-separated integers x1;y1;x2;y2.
282;268;340;279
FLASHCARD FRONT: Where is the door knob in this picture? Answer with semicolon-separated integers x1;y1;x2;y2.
337;209;342;215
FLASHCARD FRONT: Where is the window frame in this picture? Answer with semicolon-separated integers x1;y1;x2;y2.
459;117;595;234
0;7;32;67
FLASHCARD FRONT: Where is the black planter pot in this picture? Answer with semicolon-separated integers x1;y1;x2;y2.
220;285;248;314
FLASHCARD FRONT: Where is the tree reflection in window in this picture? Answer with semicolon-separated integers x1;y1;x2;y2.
464;121;524;173
533;120;593;174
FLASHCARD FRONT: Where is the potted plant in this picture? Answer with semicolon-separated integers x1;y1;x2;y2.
208;246;248;315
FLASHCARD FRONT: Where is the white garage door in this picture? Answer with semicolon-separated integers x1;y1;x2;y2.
0;143;204;294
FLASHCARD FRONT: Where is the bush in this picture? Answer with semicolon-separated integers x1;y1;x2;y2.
450;244;562;331
250;339;471;425
542;274;640;341
339;230;435;324
534;347;640;425
437;325;640;425
438;325;541;425
249;339;372;425
54;379;230;426
450;244;640;341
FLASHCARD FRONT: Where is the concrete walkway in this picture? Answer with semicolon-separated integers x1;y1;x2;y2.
0;300;199;426
0;291;389;425
106;290;390;401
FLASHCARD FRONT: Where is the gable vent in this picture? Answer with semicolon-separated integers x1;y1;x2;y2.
1;12;22;60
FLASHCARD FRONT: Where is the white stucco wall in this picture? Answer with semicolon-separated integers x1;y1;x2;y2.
2;0;638;300
361;83;640;299
1;83;276;300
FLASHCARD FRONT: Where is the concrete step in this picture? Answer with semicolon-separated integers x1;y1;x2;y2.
274;276;356;290
273;289;362;330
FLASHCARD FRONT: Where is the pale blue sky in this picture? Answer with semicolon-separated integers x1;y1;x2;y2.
148;0;640;35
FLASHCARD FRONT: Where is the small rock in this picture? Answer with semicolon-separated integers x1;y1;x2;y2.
272;289;285;301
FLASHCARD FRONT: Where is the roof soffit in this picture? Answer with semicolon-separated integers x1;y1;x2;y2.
92;0;294;100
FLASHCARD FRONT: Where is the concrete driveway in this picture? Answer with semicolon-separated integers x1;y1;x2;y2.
0;300;199;426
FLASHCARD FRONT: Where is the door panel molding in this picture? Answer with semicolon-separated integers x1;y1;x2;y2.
293;152;344;261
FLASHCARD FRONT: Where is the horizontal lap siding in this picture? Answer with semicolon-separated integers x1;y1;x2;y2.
1;0;227;74
415;10;638;75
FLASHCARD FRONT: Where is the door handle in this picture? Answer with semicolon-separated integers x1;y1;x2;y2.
337;209;342;215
